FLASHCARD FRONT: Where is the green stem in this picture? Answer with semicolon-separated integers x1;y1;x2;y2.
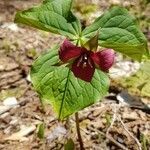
75;112;84;150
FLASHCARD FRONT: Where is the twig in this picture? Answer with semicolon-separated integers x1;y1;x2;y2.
118;116;142;150
106;104;120;136
125;120;150;128
75;112;84;150
88;126;128;150
0;106;11;115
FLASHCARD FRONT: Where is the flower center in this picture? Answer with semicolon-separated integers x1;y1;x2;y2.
77;53;93;68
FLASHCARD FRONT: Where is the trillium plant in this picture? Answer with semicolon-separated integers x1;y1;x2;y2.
15;0;148;148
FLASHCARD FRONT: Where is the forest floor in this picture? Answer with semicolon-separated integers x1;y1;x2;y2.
0;0;150;150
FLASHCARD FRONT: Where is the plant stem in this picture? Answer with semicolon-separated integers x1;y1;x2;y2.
75;112;84;150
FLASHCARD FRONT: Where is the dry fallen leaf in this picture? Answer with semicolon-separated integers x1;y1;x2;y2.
3;97;18;106
0;106;11;115
5;125;36;141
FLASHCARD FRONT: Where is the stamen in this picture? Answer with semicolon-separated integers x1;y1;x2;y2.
88;59;93;68
77;56;83;67
83;62;87;68
77;53;93;69
84;54;88;60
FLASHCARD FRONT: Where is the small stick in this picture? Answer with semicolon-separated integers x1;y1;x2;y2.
75;112;84;150
118;116;142;150
88;126;128;150
106;104;118;136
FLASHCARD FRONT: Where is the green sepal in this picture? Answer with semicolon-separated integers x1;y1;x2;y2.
83;31;99;51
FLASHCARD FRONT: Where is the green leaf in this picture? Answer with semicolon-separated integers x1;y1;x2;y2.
82;6;148;61
14;0;81;39
31;46;109;119
37;123;45;139
42;0;72;18
64;138;75;150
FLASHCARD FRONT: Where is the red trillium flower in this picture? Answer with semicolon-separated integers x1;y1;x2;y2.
59;39;115;82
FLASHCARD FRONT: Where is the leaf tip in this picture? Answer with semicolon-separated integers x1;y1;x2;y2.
14;11;22;24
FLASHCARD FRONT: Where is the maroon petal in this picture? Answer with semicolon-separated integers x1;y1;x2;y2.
71;54;95;82
59;39;83;62
91;49;115;71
